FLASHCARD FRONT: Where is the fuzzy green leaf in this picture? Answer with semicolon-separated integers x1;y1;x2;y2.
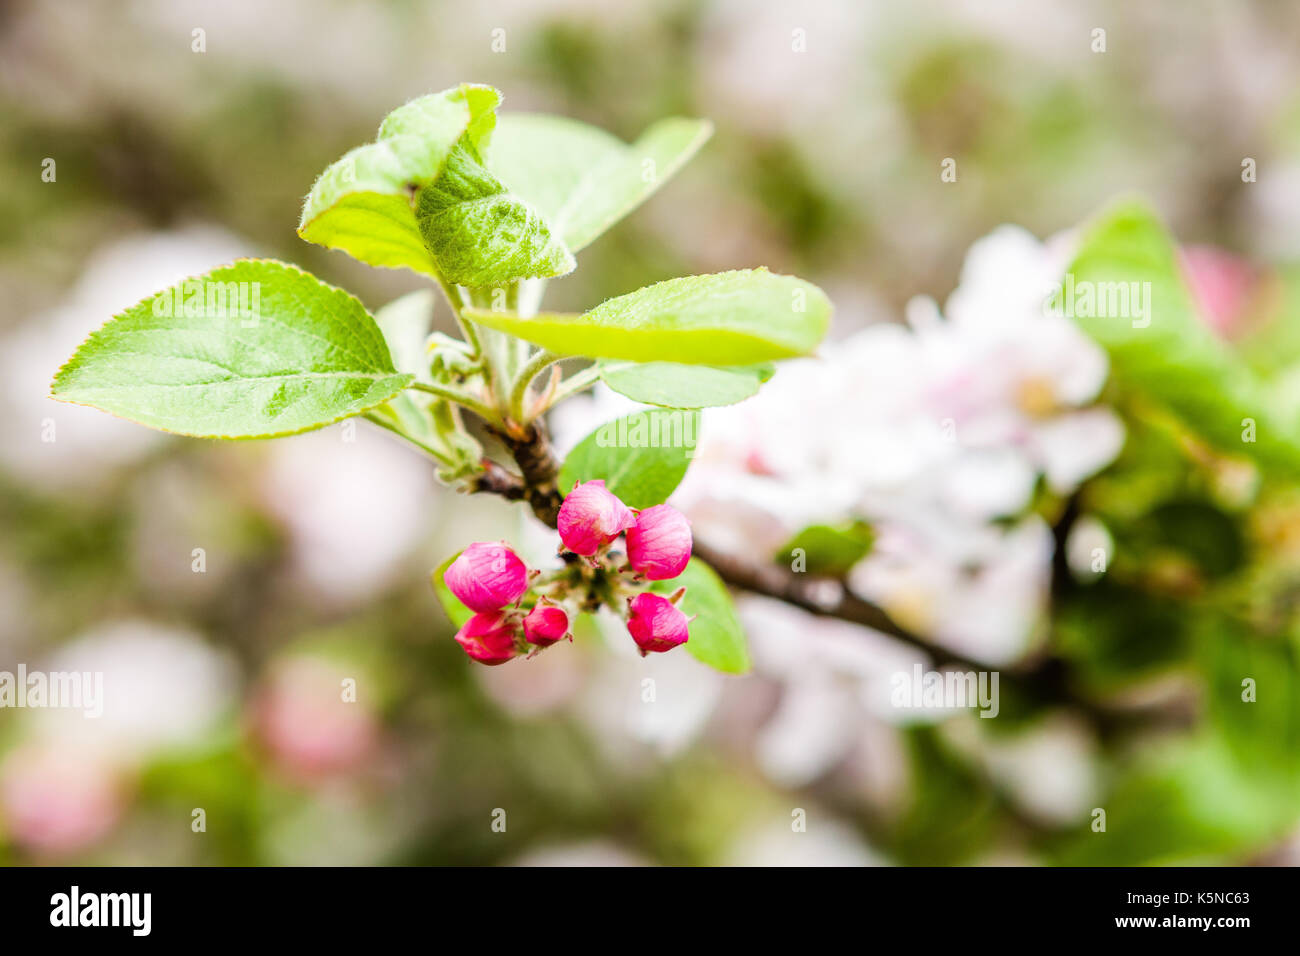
413;142;575;287
598;360;774;408
489;114;713;253
377;85;500;146
651;558;750;674
298;84;499;277
558;408;700;508
298;84;575;287
465;269;831;365
50;260;412;439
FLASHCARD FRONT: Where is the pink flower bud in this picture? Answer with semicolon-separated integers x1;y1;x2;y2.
558;480;635;556
626;504;693;580
445;542;528;612
523;601;569;646
454;611;520;665
626;592;690;655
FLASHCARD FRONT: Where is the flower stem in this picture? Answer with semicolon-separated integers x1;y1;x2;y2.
538;364;602;415
408;381;503;427
509;350;559;425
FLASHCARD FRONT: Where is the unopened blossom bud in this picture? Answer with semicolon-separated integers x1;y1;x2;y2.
523;601;569;647
626;504;693;580
557;480;635;556
626;592;690;655
445;542;528;612
454;611;520;665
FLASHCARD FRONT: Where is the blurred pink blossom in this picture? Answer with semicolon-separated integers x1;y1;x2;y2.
0;746;123;857
1181;244;1261;340
254;657;380;781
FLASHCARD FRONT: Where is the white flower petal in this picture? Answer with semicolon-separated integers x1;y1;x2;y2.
1033;408;1127;492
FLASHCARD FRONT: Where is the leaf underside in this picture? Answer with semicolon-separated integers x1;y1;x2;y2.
598;360;775;408
465;269;832;365
489;113;713;254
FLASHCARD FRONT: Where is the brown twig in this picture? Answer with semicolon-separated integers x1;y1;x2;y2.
480;421;563;526
471;423;1015;665
465;418;1179;733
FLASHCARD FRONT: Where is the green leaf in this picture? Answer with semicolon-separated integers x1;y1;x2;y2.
598;360;774;408
413;142;575;288
487;114;625;237
431;552;473;628
1064;200;1300;470
298;84;575;287
377;85;500;146
489;114;713;253
50;259;413;439
558;408;700;508
651;558;750;674
298;84;499;278
777;521;875;576
464;269;832;365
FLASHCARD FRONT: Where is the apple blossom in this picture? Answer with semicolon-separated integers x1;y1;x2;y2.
445;542;529;612
626;592;690;655
557;480;636;556
626;504;693;580
454;611;521;666
523;601;570;646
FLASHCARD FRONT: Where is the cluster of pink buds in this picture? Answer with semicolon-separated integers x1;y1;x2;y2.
445;542;572;666
559;481;693;580
559;480;694;655
443;481;694;665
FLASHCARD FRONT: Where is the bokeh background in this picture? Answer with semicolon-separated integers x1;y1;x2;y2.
2;0;1299;865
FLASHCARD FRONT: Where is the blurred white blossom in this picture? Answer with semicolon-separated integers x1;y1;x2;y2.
28;620;238;762
572;610;725;763
727;816;884;867
1;620;237;856
0;227;251;490
511;840;651;867
259;423;437;606
674;224;1124;664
